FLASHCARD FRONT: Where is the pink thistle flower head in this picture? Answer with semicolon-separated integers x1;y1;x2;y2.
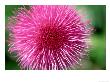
8;5;93;70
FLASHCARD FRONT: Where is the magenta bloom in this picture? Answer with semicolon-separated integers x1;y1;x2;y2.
8;5;92;70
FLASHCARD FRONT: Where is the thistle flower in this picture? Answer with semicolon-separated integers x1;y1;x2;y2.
8;5;92;70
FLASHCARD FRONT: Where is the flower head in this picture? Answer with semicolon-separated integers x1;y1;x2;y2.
8;5;92;70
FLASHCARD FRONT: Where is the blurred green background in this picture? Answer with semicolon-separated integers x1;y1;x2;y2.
5;5;106;70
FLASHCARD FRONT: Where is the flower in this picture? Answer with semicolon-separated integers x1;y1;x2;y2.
8;5;92;70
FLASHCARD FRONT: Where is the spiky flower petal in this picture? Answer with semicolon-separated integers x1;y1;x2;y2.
8;5;92;70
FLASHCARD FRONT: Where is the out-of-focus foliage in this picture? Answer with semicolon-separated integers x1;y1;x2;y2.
5;5;106;70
